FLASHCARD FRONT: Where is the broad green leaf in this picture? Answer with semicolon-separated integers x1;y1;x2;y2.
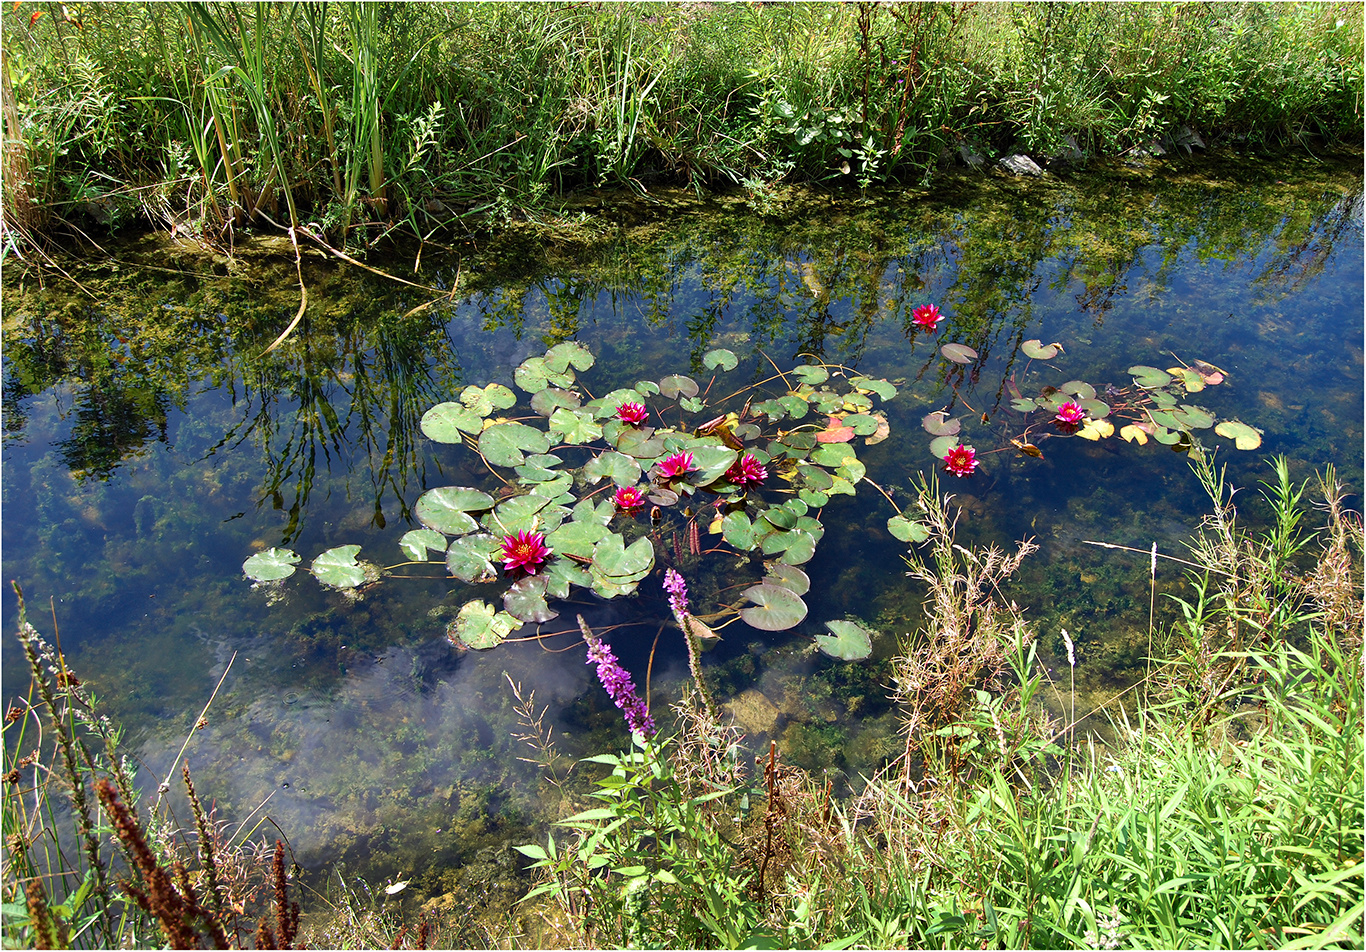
545;341;594;372
479;422;551;467
311;545;365;589
1011;397;1038;412
764;563;810;595
514;356;551;393
739;583;808;630
1214;419;1262;450
549;407;603;444
531;387;581;417
792;364;829;385
836;457;865;483
778;529;817;564
515;455;565;482
887;515;930;543
752;398;787;423
243;547;300;582
446;534;500;582
1151;389;1179;409
723;511;755;549
680;395;705;413
399;529;447;562
546;521;610;559
941;343;978;364
841;392;873;413
591;534;655;581
1061;380;1096;400
778;394;809;420
658;374;699;399
844;413;880;436
573;497;616;526
922;411;961;436
1078;398;1110;418
504;575;558;623
460;383;516;416
799;489;830;507
782;498;809;517
849;377;897;401
815;620;876;660
702;348;738;371
593;388;651;418
688;445;739;486
1173;405;1214;429
1021;339;1059;359
760;507;797;530
810;442;855;467
1169;366;1206;392
543;558;592;599
811;391;844;414
528;474;574;503
615;427;665;459
583;451;642;487
826;475;856;497
487;494;553;536
928;434;960;459
1129;365;1171;389
1147;409;1182;430
798;464;833;491
1119;424;1149;445
420;402;483;442
1153;426;1181;445
450;600;519;649
416;487;493;534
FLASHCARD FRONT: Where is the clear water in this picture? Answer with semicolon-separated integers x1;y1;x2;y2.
3;151;1361;913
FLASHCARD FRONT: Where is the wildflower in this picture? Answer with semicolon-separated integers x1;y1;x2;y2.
911;303;944;332
1054;401;1085;426
655;452;696;480
943;443;978;477
613;486;646;513
724;453;767;487
616;401;648;425
585;638;656;737
499;529;551;576
663;568;689;620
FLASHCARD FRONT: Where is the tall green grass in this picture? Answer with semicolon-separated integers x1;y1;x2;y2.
2;2;1360;246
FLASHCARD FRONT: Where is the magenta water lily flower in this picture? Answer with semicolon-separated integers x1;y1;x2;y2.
943;444;978;477
1055;401;1085;426
616;402;648;425
912;303;944;332
500;529;551;575
613;486;645;512
655;452;696;480
725;453;767;487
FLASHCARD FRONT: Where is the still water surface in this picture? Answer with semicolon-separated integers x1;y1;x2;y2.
2;151;1361;911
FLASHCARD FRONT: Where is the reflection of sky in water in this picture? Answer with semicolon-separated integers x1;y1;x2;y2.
2;155;1361;884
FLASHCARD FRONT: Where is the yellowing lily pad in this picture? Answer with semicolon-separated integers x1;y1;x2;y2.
1076;418;1115;441
1119;424;1149;445
1214;419;1262;450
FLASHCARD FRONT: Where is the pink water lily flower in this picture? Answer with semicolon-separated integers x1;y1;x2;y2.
912;303;944;332
1054;401;1085;426
943;443;978;477
725;453;767;487
616;402;648;425
613;486;646;512
655;452;696;480
500;529;551;576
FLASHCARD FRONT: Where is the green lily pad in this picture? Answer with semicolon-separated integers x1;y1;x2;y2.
530;387;581;417
799;489;830;508
841;392;873;413
311;545;365;589
615;427;665;459
487;493;553;536
680;396;705;413
1151;389;1179;409
449;600;519;650
792;364;829;385
591;534;655;581
460;383;516;416
1147;409;1181;430
479;422;551;467
687;445;739;486
1011;397;1037;412
836;457;865;483
810;442;855;467
515;356;573;393
764;563;811;596
1153;426;1181;445
941;343;978;364
243;547;300;582
399;528;448;562
1173;405;1214;429
887;515;930;544
659;374;699;399
702;348;738;371
514;455;565;482
798;464;834;491
811;391;844;414
420;402;483;443
545;341;594;373
922;411;961;436
1078;398;1110;418
543;559;592;599
777;529;817;565
739;583;808;631
1021;339;1059;359
1214;419;1262;450
849;377;897;401
1129;365;1171;389
778;393;810;420
572;497;616;526
1061;380;1097;400
549;407;603;445
760;507;797;530
416;487;493;534
583;451;642;487
504;575;558;624
843;413;880;436
546;521;610;560
826;475;856;497
446;534;500;583
928;434;960;459
814;619;876;661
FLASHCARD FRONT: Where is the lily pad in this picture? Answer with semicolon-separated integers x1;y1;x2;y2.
810;442;855;467
1061;380;1097;400
1076;418;1115;441
722;511;755;550
1011;397;1038;412
460;383;517;416
1078;398;1111;418
1173;405;1214;429
243;547;300;582
416;487;493;535
814;619;875;661
1168;366;1206;393
487;493;554;536
849;377;897;401
504;575;558;623
399;528;448;562
530;388;581;417
792;364;829;385
449;600;519;650
739;582;808;631
941;343;978;364
1119;424;1149;445
545;341;594;373
702;348;738;371
591;534;655;581
543;559;593;599
1021;339;1059;359
446;534;500;583
1214;419;1262;450
1128;365;1171;389
420;402;483;443
777;529;817;565
764;563;810;596
760;507;797;530
479;421;551;467
583;451;642;487
549;407;602;445
545;521;610;560
311;545;365;589
515;356;572;393
887;514;930;543
658;374;699;399
687;446;740;486
928;434;960;459
615;427;665;459
865;413;891;445
922;411;961;436
778;393;810;420
815;416;855;443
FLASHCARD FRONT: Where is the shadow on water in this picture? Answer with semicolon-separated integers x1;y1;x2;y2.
2;149;1361;911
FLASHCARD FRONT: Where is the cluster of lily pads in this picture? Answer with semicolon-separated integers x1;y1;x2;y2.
243;341;895;661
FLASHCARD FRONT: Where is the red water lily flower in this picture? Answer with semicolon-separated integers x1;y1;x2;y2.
1054;401;1085;426
613;486;646;512
616;402;648;425
500;530;551;576
725;453;767;487
912;303;944;332
656;452;696;480
943;444;978;477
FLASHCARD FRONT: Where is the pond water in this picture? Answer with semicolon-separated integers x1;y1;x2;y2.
3;150;1362;925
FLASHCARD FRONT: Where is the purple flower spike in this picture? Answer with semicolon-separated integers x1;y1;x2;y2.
663;568;689;620
586;638;656;738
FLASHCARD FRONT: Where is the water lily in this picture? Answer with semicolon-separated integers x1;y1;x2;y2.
613;486;645;512
1054;401;1085;426
943;443;978;477
725;453;767;487
500;529;551;575
912;303;944;332
616;401;648;425
655;451;696;480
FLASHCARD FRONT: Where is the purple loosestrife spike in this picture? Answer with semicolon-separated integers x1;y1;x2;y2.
663;568;689;619
583;632;655;738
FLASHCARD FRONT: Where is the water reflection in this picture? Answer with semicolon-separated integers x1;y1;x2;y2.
2;151;1361;900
